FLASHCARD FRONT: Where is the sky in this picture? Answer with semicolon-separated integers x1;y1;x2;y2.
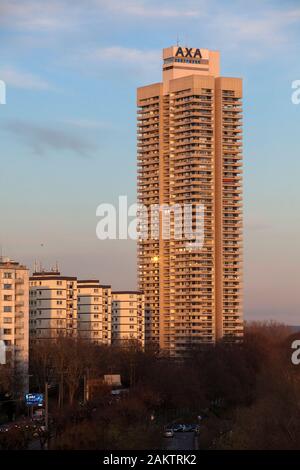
0;0;299;323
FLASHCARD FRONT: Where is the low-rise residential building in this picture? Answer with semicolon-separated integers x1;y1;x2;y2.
0;257;29;394
111;291;145;347
29;271;77;341
77;280;111;345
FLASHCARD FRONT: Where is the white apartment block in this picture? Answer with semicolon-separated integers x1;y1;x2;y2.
0;258;29;394
112;292;145;347
29;271;77;341
77;280;111;345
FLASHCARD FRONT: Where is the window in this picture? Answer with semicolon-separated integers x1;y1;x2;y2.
3;284;11;290
3;329;12;335
3;306;12;312
3;273;12;279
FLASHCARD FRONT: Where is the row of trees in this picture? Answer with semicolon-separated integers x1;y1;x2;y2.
214;322;300;449
1;321;300;449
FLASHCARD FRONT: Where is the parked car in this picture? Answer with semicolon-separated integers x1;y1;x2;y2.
172;424;186;432
164;428;174;438
172;423;200;433
189;424;201;434
182;424;194;432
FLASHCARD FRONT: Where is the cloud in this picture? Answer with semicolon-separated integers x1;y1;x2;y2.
63;118;112;130
0;0;79;32
210;6;300;50
2;120;96;158
1;0;299;62
86;46;159;65
0;0;204;34
102;0;202;18
0;66;54;91
74;46;160;79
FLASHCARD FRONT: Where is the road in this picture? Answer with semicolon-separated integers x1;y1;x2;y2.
163;432;196;450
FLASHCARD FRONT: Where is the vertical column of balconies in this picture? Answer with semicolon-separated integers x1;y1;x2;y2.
66;281;77;336
137;95;160;345
101;287;111;344
160;95;172;351
168;86;215;355
221;90;243;339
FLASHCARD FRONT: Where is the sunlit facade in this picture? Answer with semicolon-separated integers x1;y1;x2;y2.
0;258;29;393
137;46;243;356
29;271;78;341
77;280;111;345
112;291;145;347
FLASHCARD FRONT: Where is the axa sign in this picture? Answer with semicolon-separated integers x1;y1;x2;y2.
175;47;202;59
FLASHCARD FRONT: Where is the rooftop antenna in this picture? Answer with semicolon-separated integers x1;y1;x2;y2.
37;260;43;273
176;34;180;46
39;242;44;273
185;33;189;48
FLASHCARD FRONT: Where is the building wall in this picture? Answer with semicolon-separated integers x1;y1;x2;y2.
30;273;77;341
77;281;111;345
137;46;243;356
0;258;29;394
111;292;145;347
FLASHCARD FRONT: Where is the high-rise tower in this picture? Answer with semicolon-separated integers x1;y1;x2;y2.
137;46;243;356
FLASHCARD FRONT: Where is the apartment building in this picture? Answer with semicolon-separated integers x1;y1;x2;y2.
137;46;243;356
0;257;29;393
29;271;77;341
77;280;111;345
111;292;145;347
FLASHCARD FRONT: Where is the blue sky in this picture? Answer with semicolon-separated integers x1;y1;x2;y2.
0;0;299;322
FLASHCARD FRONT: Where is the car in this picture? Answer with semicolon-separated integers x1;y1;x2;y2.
172;424;186;432
189;424;200;434
182;424;194;432
164;428;174;438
